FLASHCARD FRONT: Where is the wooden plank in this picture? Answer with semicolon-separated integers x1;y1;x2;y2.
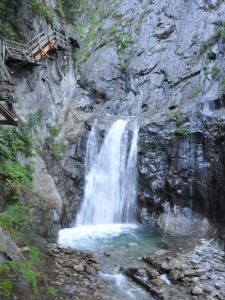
34;41;55;61
142;257;164;275
0;103;18;126
0;91;14;100
0;57;14;84
0;120;12;125
129;275;165;300
0;83;14;92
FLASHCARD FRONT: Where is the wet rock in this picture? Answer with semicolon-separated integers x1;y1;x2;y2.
190;277;200;284
194;269;206;277
151;278;164;287
168;270;179;282
128;243;138;247
184;270;195;277
74;265;85;272
104;251;111;257
203;285;213;293
217;294;225;300
145;267;159;279
154;250;168;256
160;262;171;273
192;287;203;295
136;269;147;277
180;265;189;271
214;282;222;290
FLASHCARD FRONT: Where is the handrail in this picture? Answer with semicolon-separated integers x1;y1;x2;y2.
0;30;74;66
27;31;45;46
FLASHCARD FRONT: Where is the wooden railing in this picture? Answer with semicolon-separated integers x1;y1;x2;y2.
0;30;74;65
0;30;79;126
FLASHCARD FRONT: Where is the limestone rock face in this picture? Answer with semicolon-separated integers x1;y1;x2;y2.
64;0;225;237
6;0;225;239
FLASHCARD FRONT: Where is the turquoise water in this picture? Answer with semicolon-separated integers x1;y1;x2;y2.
58;224;193;300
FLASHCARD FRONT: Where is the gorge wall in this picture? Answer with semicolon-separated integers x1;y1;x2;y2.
2;0;225;243
67;0;225;240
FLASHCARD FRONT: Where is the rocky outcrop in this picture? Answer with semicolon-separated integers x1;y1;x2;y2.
67;0;225;238
0;226;25;261
158;239;225;299
47;244;102;299
2;0;225;240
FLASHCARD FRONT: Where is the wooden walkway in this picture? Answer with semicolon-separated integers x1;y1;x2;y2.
0;30;79;126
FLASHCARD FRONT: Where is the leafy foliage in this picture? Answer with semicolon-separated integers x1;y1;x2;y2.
0;0;24;39
0;279;12;299
0;0;56;39
0;126;34;200
0;202;53;296
174;128;188;137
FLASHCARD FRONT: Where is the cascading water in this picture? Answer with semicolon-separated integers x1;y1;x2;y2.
58;119;169;300
76;119;138;226
58;119;139;244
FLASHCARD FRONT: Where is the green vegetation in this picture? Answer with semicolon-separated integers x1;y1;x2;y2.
143;142;149;149
174;111;185;126
0;126;34;201
0;202;54;296
0;0;57;39
0;279;12;299
120;63;126;72
74;4;103;66
135;6;151;34
171;111;188;139
61;0;83;24
212;66;219;77
47;285;56;296
173;128;188;137
30;0;56;27
52;142;66;162
221;74;225;91
190;87;201;99
43;125;66;162
153;143;162;152
0;0;24;39
49;126;61;137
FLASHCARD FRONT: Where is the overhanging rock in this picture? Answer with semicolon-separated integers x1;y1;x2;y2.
0;226;25;261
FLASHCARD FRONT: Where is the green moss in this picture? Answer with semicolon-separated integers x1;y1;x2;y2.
212;66;219;77
174;128;188;137
221;74;225;91
47;286;56;296
0;126;34;200
52;142;66;162
174;111;185;126
0;279;12;299
153;143;162;152
49;126;61;137
222;29;225;41
190;88;201;98
74;4;103;64
29;246;41;264
120;63;126;72
143;143;149;149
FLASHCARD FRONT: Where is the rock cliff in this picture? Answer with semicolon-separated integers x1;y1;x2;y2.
68;0;225;239
2;0;225;242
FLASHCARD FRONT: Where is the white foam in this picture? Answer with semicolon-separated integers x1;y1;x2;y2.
58;223;138;247
160;274;171;286
101;274;137;299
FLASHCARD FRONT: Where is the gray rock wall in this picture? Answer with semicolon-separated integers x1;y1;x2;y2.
5;0;225;241
69;0;225;238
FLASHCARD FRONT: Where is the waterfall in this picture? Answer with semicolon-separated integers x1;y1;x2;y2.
75;119;138;227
